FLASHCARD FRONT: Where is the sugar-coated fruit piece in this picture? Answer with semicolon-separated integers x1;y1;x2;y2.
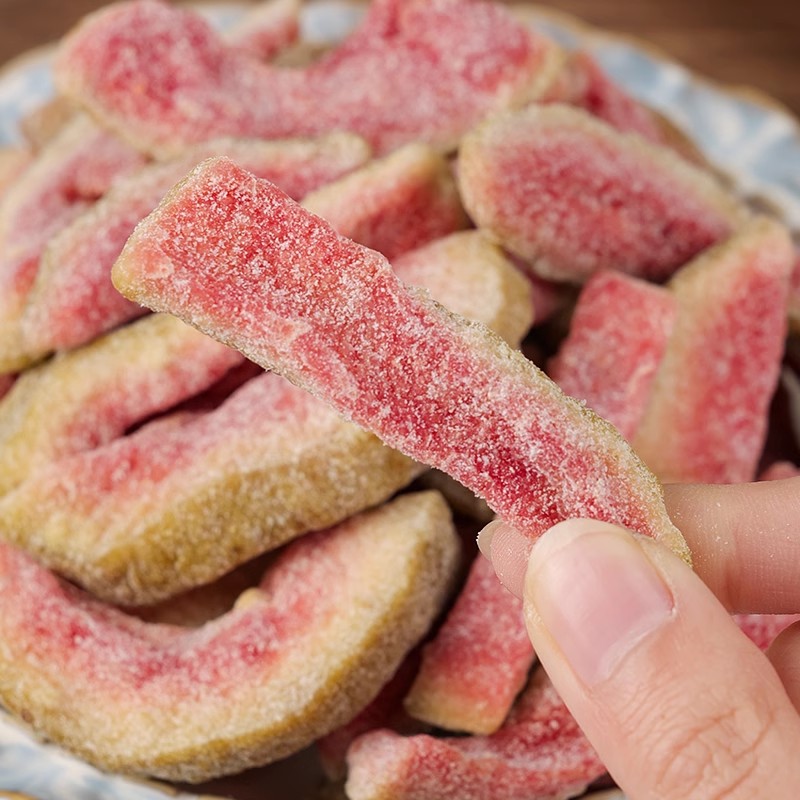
22;133;370;357
548;271;677;440
734;614;800;651
113;157;689;561
317;652;423;781
0;115;146;373
759;461;800;481
391;231;533;346
57;0;561;157
0;371;422;605
302;144;467;261
346;668;605;800
226;0;300;61
634;216;793;484
0;492;459;781
0;147;31;197
0;313;242;496
405;553;533;735
458;104;745;284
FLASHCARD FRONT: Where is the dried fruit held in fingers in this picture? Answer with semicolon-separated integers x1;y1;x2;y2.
633;216;793;484
0;492;459;782
0;372;422;605
56;0;561;157
346;669;606;800
458;104;746;284
0;313;242;496
22;133;371;357
113;157;689;561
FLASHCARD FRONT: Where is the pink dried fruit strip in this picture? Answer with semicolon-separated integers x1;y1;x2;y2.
57;0;561;157
458;104;745;284
22;133;370;358
405;553;534;735
634;216;793;484
391;230;533;346
0;371;422;605
734;614;800;651
0;115;146;373
0;491;459;782
0;313;242;496
226;0;300;61
112;157;689;561
346;668;605;800
548;271;677;441
302;143;467;261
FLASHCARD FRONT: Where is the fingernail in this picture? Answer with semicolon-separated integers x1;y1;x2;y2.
526;519;674;686
477;519;532;598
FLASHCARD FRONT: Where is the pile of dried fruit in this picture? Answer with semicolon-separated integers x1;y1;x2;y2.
0;1;797;798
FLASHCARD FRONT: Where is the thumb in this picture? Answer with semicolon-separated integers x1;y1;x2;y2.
482;518;800;799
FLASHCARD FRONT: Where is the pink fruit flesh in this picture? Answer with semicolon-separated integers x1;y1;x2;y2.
57;0;558;157
458;105;743;283
734;614;800;651
634;217;793;484
0;492;458;782
23;134;370;355
405;553;534;735
548;271;677;441
345;669;605;800
112;157;688;561
0;117;145;371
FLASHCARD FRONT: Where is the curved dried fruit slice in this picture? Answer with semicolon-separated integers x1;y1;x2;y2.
57;0;560;157
0;313;242;496
0;491;459;782
226;0;300;61
0;116;146;372
392;231;533;346
458;105;745;284
735;614;800;651
634;216;793;484
0;372;422;605
405;553;533;735
22;133;370;357
302;143;467;261
112;157;689;561
548;271;677;440
346;669;605;800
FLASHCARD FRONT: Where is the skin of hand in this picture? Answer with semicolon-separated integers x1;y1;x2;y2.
478;477;800;799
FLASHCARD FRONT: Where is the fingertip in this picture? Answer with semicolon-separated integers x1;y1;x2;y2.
477;519;531;597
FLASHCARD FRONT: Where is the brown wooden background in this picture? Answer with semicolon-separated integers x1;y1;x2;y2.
0;0;798;116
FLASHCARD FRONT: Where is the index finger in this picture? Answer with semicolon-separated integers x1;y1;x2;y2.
664;477;800;613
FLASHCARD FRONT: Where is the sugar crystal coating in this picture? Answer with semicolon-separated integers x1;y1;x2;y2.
0;371;422;605
0;492;459;781
22;133;371;357
458;104;745;284
548;271;677;440
634;216;793;484
346;669;605;800
113;157;689;561
57;0;561;157
405;553;534;735
0;313;242;496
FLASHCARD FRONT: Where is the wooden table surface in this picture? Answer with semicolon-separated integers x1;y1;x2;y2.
0;0;798;116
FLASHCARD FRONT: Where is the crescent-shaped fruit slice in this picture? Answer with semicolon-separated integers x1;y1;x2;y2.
112;157;689;560
0;313;242;496
404;553;533;735
302;143;467;260
548;271;677;440
0;372;422;605
0;116;146;373
56;0;561;157
0;491;459;782
22;133;370;357
633;216;793;484
345;669;605;800
457;104;745;284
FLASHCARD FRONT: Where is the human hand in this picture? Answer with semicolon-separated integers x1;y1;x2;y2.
478;478;800;799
